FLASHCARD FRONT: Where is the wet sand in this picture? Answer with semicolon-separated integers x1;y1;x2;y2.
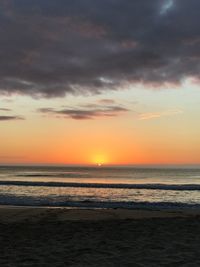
1;206;200;266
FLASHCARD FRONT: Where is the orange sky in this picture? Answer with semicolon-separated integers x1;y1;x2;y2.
1;82;200;166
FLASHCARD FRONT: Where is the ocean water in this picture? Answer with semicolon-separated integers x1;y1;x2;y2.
1;166;200;209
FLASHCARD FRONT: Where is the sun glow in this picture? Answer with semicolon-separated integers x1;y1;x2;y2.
91;154;109;166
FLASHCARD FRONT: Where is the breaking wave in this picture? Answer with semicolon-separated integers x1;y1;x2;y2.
1;180;200;191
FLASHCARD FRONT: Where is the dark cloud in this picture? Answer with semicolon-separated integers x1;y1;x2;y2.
0;0;199;97
0;116;24;121
0;106;23;121
39;104;128;120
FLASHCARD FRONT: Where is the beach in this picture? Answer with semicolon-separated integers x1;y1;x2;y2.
1;207;200;266
0;0;199;265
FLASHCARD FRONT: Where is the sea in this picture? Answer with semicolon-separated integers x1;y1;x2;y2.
1;166;200;210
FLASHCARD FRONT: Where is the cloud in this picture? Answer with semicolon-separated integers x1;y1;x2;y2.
0;106;24;121
160;0;174;15
138;109;183;120
0;108;11;111
39;104;128;120
0;116;24;121
98;99;116;105
0;1;199;97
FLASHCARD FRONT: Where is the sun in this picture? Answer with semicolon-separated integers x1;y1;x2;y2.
91;153;108;166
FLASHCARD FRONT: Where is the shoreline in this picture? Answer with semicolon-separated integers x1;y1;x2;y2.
0;205;200;223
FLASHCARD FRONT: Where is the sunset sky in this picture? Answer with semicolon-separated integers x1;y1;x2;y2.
0;0;200;165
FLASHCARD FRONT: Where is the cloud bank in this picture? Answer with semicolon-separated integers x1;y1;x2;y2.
0;0;199;97
0;116;24;121
39;104;128;120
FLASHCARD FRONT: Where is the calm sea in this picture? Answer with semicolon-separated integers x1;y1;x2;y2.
1;166;200;209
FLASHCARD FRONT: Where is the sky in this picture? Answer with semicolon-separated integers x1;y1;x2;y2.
0;0;200;165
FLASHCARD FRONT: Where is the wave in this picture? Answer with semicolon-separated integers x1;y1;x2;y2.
0;195;199;210
1;180;200;190
16;172;89;178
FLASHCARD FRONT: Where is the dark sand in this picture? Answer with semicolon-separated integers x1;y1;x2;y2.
1;207;200;266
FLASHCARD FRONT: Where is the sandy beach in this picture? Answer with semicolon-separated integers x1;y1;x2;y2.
0;207;200;266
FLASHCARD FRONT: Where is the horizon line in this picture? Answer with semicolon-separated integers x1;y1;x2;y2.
1;163;200;168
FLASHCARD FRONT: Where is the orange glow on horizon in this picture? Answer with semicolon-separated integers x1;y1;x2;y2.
90;153;109;166
1;105;200;166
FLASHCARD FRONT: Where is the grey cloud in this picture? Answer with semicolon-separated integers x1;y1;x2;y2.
98;99;116;104
0;0;199;97
39;105;128;120
0;116;24;121
0;108;11;111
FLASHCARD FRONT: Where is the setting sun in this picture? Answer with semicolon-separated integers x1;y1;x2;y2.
91;154;109;166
